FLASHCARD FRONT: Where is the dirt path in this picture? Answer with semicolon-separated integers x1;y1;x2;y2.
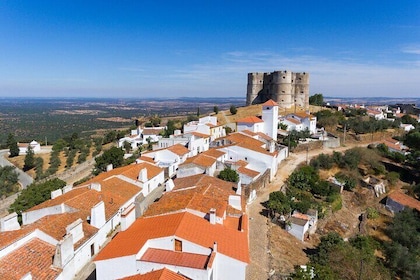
246;142;368;279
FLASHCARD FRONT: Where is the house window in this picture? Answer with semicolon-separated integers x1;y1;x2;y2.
90;243;95;256
175;239;182;251
245;157;248;161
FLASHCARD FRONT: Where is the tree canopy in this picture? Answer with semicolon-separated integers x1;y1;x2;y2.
218;168;239;182
309;93;324;106
94;146;125;174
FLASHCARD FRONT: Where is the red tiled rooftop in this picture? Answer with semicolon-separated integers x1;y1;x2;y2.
182;154;216;168
236;116;263;124
95;212;249;263
285;117;301;125
167;144;189;156
0;238;62;280
262;99;278;106
388;191;420;212
120;268;189;280
237;166;260;178
189;131;210;138
140;248;210;269
202;148;225;159
145;175;238;217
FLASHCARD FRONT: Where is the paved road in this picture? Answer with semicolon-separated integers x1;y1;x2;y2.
0;150;33;188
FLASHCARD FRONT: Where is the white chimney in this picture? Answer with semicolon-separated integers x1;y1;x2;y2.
65;218;84;244
138;168;148;182
120;203;136;231
106;164;113;171
165;179;175;192
209;208;216;225
213;241;218;253
90;182;101;192
90;201;106;229
0;212;21;232
51;188;63;199
53;234;74;268
236;181;242;195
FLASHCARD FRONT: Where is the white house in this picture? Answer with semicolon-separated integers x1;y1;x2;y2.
157;132;210;157
118;135;143;151
366;108;385;120
94;211;249;280
236;100;279;141
279;112;317;134
177;153;217;178
0;162;164;280
183;116;226;141
139;144;189;178
213;132;288;182
119;127;165;150
400;123;415;132
18;140;41;155
286;210;318;241
229;160;261;185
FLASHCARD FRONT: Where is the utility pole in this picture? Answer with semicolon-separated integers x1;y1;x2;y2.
343;123;346;145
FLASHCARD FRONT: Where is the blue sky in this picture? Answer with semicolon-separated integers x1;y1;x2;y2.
1;1;419;98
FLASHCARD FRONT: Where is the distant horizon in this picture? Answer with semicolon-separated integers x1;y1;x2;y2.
1;1;419;99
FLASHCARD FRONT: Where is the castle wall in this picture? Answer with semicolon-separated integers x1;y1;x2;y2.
246;70;309;109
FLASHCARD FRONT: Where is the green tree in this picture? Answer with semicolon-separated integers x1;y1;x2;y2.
309;93;324;106
123;141;132;154
9;178;66;217
404;131;420;151
218;168;239;182
7;133;19;157
0;166;19;196
213;106;219;114
267;191;291;215
288;165;319;192
23;145;35;171
94;146;125;174
230;105;237;115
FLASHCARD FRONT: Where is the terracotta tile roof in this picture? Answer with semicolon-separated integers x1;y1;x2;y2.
225;133;278;156
285;117;301;125
289;216;308;226
0;238;62;280
202;148;225;159
140;248;210;269
95;212;249;263
167;144;189;156
256;132;273;141
292;112;314;119
388;191;420;212
292;213;310;221
241;130;258;136
138;156;156;164
189;131;210;138
120;268;189;280
262;99;278;106
182;154;216;168
237;166;260;178
145;175;239;217
236;116;263;124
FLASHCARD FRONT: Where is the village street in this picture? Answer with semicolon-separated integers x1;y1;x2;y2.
246;142;367;280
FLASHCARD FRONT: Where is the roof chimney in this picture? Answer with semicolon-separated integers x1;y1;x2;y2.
106;164;113;172
0;212;21;232
209;208;216;225
138;168;148;182
213;241;218;253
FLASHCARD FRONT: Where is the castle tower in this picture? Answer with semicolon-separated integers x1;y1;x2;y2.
246;72;265;105
293;72;310;110
262;99;279;141
272;71;293;109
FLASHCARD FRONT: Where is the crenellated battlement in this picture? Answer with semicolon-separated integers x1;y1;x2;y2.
246;70;309;110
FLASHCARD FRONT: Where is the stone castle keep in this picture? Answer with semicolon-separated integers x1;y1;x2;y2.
246;70;310;110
